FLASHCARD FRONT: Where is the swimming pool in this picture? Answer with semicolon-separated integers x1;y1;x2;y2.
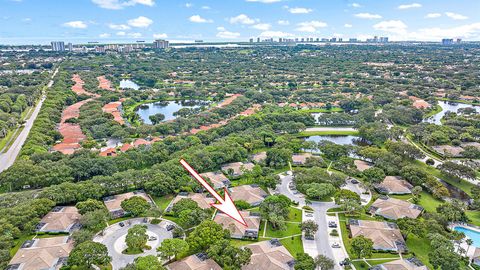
454;226;480;247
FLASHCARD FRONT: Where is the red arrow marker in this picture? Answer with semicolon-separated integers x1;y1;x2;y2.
180;159;248;227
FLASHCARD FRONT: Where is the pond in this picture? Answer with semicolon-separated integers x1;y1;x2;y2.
424;101;480;125
454;226;480;247
437;178;471;202
136;100;210;125
305;135;364;146
120;79;140;90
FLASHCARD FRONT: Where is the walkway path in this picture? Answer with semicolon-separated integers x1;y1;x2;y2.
0;68;58;173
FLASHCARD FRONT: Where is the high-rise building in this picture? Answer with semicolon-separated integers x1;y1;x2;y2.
153;39;169;49
67;43;73;51
51;41;65;52
379;37;389;43
442;38;454;45
349;38;358;42
249;38;254;43
456;38;462;43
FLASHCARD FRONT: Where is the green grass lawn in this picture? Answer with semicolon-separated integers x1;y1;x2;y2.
108;216;133;225
288;207;303;222
10;234;33;257
406;235;433;269
265;222;301;238
152;194;174;212
467;211;480;227
230;238;259;248
417;191;443;213
280;235;304;259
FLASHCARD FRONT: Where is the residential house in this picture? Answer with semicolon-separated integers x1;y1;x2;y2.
251;152;267;164
36;206;81;233
214;211;261;239
103;191;153;218
7;237;73;270
242;239;295;270
375;176;413;195
229;185;268;206
291;153;318;166
369;197;423;220
354;160;372;172
348;219;407;252
166;253;222;270
200;171;231;189
166;192;215;212
221;162;255;177
369;258;427;270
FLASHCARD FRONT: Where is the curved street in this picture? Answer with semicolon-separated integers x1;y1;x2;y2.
276;172;347;270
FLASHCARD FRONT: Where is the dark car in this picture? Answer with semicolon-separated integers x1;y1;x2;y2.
328;221;337;228
119;222;125;227
351;179;359;184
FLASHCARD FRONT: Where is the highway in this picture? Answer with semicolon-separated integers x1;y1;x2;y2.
0;68;58;173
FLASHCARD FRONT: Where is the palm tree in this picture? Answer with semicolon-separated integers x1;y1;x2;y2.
466;238;474;256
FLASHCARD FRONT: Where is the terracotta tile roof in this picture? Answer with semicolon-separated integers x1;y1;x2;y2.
170;193;215;210
369;197;423;220
200;172;230;189
251;152;267;163
229;185;268;206
354;160;372;172
38;206;81;233
242;240;295;270
166;254;222;270
99;148;117;157
8;237;73;270
375;176;413;195
291;153;314;165
221;162;255;176
214;211;260;239
349;219;406;251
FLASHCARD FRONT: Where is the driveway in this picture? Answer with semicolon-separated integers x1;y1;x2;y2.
277;173;343;269
342;179;372;206
94;218;173;270
0;68;58;173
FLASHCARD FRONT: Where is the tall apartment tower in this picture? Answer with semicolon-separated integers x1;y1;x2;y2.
51;41;65;52
153;39;169;49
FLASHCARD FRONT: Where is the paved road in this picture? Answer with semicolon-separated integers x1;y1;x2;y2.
0;69;58;173
277;173;343;269
94;218;173;270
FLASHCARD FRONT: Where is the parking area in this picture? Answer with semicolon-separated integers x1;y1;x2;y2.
94;218;174;270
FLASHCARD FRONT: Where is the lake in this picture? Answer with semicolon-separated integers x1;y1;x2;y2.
136;100;209;125
120;79;140;90
305;135;363;146
424;101;480;125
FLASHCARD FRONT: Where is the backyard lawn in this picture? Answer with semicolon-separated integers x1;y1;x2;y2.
152;194;174;212
406;235;434;269
280;235;304;259
265;222;301;238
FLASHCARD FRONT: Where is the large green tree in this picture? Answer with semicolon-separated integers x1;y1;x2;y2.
121;196;151;217
125;225;148;253
157;238;189;261
68;241;111;269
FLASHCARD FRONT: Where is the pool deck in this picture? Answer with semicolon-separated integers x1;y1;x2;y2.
450;223;480;258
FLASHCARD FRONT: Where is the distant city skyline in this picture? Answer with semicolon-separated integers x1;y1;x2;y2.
1;0;480;45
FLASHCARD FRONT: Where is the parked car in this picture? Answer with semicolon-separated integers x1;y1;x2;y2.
148;236;157;241
304;235;315;240
332;243;340;248
328;221;337;228
306;213;313;217
351;179;359;184
119;222;125;227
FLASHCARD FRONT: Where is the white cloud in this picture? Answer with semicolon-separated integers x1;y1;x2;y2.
288;7;313;14
91;0;154;10
153;33;168;39
425;13;442;19
252;23;271;30
259;30;295;38
398;3;422;10
185;3;193;8
189;15;213;23
127;16;153;28
354;13;382;19
128;32;142;38
389;23;480;41
344;23;353;28
229;14;255;25
445;12;468;20
216;29;240;39
108;23;131;30
246;0;283;3
62;21;88;29
373;20;407;34
201;6;211;10
296;21;327;33
277;20;290;26
350;3;361;8
116;31;126;36
99;33;111;38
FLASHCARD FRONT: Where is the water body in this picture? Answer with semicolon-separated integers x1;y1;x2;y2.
305;135;363;146
424;101;480;125
119;79;140;90
136;100;209;125
454;226;480;247
437;178;471;202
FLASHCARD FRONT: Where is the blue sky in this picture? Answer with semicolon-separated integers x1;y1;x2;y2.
1;0;480;44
